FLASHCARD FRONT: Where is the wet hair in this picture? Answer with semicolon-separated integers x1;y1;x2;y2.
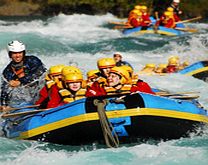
9;50;26;58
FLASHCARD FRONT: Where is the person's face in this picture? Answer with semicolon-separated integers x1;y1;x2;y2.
107;73;120;87
101;67;112;77
11;52;24;63
67;82;81;92
113;54;122;63
173;2;179;6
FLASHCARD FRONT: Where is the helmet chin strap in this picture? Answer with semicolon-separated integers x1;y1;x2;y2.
112;83;122;89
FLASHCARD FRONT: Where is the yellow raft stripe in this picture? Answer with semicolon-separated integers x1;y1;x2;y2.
134;30;176;36
18;108;208;139
185;66;208;76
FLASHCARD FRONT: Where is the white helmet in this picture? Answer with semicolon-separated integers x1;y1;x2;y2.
173;0;180;3
113;52;122;57
7;40;26;52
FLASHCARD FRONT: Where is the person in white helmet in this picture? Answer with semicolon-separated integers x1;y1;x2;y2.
170;0;182;16
113;52;133;69
1;40;46;110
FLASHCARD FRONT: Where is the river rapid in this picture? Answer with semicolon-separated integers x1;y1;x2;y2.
0;14;207;165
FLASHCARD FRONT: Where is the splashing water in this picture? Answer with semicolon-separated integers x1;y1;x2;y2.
0;14;207;165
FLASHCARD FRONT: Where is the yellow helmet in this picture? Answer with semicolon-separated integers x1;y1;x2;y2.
120;65;133;78
49;64;65;76
97;58;116;69
141;6;147;10
87;69;99;79
164;11;172;17
110;66;130;84
145;63;156;68
167;7;174;12
168;56;179;64
61;66;82;77
158;64;167;68
136;11;142;16
182;61;189;66
134;5;141;10
169;55;179;60
168;58;179;65
64;73;83;83
131;9;138;14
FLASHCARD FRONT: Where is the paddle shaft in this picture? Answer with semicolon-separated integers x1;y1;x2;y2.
0;104;40;113
156;91;200;96
113;25;133;29
176;16;202;24
175;27;198;33
1;109;48;119
108;21;127;25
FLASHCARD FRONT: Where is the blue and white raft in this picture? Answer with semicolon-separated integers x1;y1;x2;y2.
179;61;208;82
2;93;208;146
123;25;186;36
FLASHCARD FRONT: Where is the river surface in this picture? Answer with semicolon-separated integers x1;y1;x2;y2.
0;14;207;165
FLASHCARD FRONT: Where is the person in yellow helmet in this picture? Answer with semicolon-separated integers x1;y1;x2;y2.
178;61;189;70
87;69;99;84
35;64;65;108
140;5;152;29
96;57;116;82
85;58;116;97
129;11;144;28
164;56;180;73
86;66;130;96
59;72;86;104
86;66;155;96
139;63;156;75
161;11;176;28
154;64;167;74
167;6;180;22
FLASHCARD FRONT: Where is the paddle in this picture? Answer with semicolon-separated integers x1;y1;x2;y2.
175;16;202;24
175;27;198;33
113;25;133;29
108;21;127;25
0;104;40;113
156;91;200;96
1;109;48;119
169;95;199;100
153;12;159;33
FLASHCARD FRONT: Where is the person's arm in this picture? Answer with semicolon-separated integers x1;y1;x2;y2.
130;80;155;94
35;85;49;105
86;81;106;97
47;85;62;108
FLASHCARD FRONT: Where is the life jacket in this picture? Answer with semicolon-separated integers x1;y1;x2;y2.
130;74;139;85
59;88;86;103
97;76;108;86
11;65;26;80
165;65;178;73
104;84;132;95
163;17;176;28
46;80;56;89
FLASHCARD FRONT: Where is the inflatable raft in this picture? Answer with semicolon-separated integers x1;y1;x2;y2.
2;92;208;146
179;61;208;82
123;25;186;36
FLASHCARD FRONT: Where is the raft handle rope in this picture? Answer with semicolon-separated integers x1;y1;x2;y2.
94;99;119;148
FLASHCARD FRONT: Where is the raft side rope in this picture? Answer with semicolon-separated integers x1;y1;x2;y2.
94;99;119;148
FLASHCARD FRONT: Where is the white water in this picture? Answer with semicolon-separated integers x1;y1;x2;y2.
0;13;207;165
